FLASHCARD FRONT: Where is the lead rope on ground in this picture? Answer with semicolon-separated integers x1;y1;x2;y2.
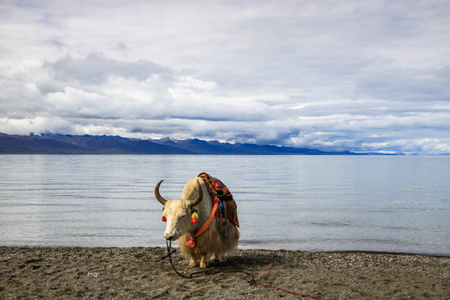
163;240;254;279
163;240;321;299
163;240;204;279
247;278;321;300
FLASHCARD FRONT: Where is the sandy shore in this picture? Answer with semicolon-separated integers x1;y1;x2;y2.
0;247;448;299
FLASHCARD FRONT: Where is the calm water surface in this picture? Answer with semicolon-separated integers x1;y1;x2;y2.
0;155;449;256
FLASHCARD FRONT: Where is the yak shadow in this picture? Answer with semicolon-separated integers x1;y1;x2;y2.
209;250;285;269
159;247;290;280
176;251;287;280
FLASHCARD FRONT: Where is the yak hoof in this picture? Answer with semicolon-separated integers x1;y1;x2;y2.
211;254;226;262
200;255;208;268
189;257;197;268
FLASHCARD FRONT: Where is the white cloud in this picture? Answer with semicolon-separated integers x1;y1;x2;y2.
0;0;449;154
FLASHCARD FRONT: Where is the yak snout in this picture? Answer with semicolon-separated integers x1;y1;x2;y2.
164;233;175;240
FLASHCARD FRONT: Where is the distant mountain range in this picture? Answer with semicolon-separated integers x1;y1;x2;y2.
0;132;364;155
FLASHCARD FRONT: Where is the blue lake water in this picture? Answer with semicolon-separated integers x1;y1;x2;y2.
0;155;449;256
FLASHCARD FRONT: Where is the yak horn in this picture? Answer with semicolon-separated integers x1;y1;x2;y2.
189;181;203;207
155;180;168;206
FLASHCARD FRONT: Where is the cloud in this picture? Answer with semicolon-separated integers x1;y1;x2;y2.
44;53;173;85
355;65;450;102
0;0;449;154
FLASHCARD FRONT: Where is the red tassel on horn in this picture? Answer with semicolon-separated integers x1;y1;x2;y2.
162;215;167;222
191;212;198;224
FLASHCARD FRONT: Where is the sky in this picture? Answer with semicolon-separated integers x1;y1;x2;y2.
0;0;449;154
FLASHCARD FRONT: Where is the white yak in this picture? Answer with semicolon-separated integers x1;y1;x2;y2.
155;176;239;268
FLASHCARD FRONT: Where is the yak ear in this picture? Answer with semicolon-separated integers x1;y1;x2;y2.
189;182;203;207
155;180;168;206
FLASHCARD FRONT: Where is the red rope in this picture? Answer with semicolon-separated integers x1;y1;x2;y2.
248;278;321;300
185;197;219;248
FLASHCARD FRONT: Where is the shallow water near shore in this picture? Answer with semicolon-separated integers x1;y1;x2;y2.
0;155;449;256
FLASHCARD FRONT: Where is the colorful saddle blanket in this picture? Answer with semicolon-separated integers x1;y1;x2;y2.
198;172;239;228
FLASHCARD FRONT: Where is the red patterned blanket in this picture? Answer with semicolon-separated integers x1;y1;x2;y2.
198;172;239;227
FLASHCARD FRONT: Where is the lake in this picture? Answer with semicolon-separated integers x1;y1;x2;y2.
0;155;449;256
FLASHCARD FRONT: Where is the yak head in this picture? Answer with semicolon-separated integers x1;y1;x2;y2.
155;179;203;241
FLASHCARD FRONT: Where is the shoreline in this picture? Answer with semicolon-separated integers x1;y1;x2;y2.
3;244;448;258
321;249;450;258
1;246;449;299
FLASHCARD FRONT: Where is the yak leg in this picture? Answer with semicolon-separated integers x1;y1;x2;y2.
211;253;227;262
200;254;208;268
189;254;197;268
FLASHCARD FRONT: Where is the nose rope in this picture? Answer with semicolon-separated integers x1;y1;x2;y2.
164;240;190;278
164;239;208;279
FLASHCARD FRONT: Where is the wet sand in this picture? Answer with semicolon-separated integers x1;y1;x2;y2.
1;247;448;299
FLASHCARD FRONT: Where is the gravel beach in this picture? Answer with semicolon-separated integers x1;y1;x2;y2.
1;247;448;299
